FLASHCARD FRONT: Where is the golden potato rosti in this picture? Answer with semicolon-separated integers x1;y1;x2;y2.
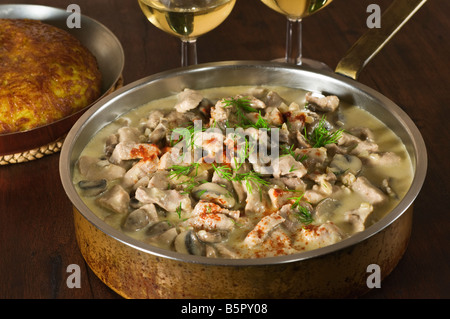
0;19;102;134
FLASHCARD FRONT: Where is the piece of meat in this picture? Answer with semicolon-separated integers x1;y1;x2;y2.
303;189;326;204
243;212;285;248
294;221;344;250
186;213;236;232
351;176;388;204
337;132;378;156
235;94;266;109
122;158;159;188
191;200;240;219
365;152;401;166
145;110;165;130
147;121;168;145
294;147;328;169
272;154;307;179
135;187;192;213
210;99;230;123
117;126;141;143
350;140;379;156
109;142;160;164
96;184;130;214
147;170;170;189
305;92;340;112
242;181;269;215
193;130;224;155
264;106;284;126
347;126;375;142
157;143;189;169
337;131;362;147
77;156;126;181
344;202;374;232
308;172;336;196
268;187;293;209
174;88;203;113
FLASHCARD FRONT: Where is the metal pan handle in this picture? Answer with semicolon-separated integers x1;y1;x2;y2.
335;0;427;80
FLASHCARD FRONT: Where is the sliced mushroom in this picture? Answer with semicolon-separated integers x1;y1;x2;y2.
77;156;126;181
314;198;340;223
192;182;236;209
96;184;130;214
77;179;107;197
329;154;362;176
122;204;158;232
196;230;226;243
146;220;172;238
174;230;206;256
150;227;178;250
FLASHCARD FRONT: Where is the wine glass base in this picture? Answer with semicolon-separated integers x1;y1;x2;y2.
271;57;332;72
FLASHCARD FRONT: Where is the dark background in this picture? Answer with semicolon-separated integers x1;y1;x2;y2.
0;0;448;299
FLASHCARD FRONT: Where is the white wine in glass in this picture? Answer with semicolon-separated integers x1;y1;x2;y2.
138;0;236;67
261;0;334;67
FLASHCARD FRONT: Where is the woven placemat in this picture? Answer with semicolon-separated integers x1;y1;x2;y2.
0;135;65;165
0;75;123;166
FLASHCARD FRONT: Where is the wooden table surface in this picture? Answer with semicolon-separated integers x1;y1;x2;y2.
0;0;448;300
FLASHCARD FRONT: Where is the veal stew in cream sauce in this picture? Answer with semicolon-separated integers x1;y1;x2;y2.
73;86;413;258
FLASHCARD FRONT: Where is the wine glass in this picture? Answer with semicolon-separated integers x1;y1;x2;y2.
260;0;334;69
138;0;236;67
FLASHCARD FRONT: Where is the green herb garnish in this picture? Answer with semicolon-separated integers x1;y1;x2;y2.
280;144;308;162
234;171;270;194
296;206;314;225
288;192;314;225
212;163;269;195
168;163;201;195
168;163;199;180
223;97;271;130
306;116;344;148
175;203;183;219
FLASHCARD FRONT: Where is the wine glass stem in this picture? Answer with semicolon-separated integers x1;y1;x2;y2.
181;39;198;67
285;18;302;65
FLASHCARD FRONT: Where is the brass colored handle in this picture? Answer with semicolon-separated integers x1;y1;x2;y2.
335;0;427;80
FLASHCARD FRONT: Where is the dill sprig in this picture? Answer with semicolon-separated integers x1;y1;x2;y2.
296;206;314;225
212;163;233;180
168;163;201;195
212;163;269;195
223;97;271;130
280;144;297;158
287;192;314;225
175;203;182;219
280;144;308;162
168;163;199;180
305;116;344;148
170;122;206;149
234;171;269;194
